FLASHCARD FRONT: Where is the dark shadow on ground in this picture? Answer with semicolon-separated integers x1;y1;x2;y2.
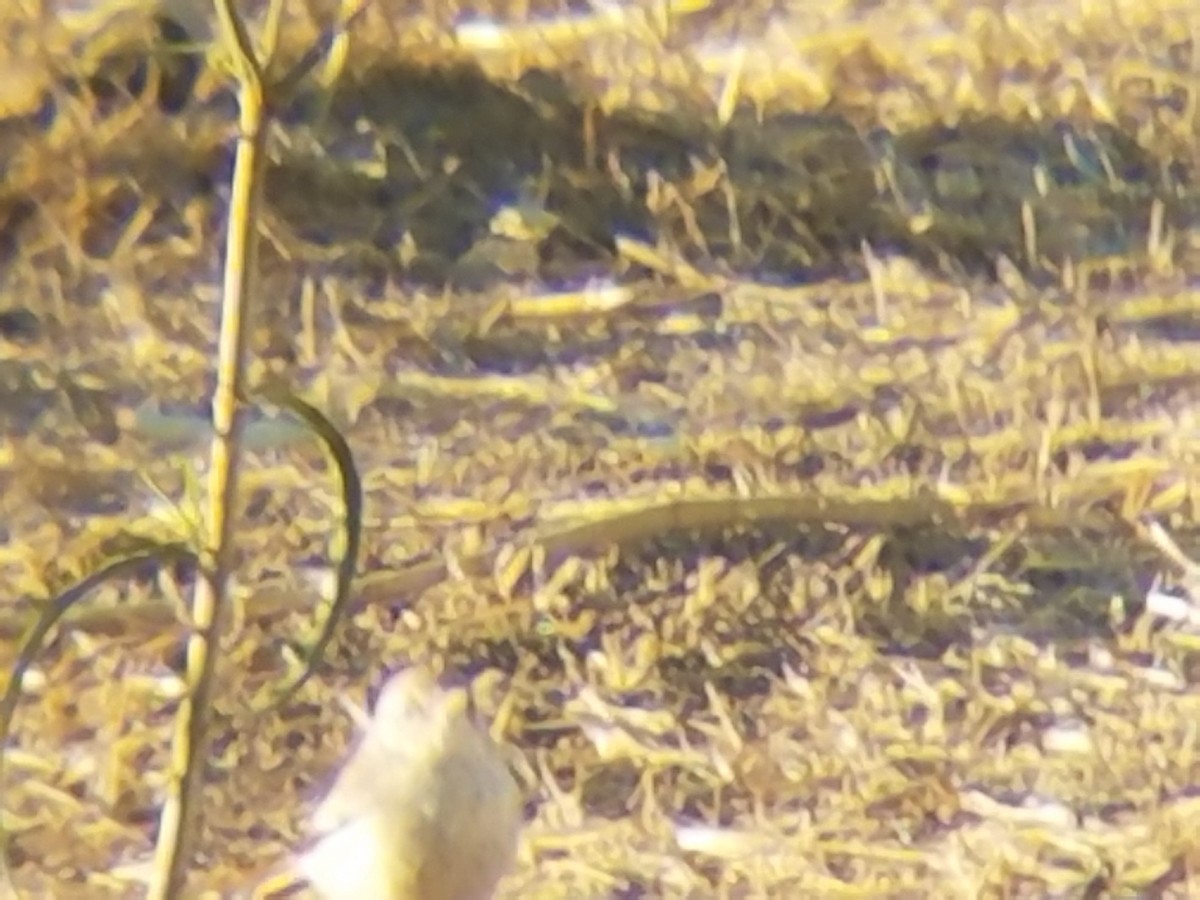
0;20;1193;293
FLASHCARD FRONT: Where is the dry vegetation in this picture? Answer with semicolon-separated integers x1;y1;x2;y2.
2;0;1200;896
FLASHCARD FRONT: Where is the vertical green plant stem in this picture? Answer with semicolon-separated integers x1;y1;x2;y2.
148;2;272;896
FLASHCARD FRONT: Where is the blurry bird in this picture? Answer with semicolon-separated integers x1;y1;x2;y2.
296;667;524;900
449;200;556;288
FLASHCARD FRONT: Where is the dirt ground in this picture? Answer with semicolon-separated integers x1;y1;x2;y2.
2;0;1200;896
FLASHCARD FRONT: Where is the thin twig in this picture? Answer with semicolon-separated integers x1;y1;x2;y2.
147;1;275;896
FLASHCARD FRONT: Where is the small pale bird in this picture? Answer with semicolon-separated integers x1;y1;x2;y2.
296;667;524;900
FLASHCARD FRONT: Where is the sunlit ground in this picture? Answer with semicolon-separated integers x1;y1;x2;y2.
2;0;1200;895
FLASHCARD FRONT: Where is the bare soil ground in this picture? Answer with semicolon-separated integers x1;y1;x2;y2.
3;0;1200;896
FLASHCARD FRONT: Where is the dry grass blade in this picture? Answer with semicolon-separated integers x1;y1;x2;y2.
274;0;375;100
0;543;197;896
249;386;363;714
148;1;275;895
